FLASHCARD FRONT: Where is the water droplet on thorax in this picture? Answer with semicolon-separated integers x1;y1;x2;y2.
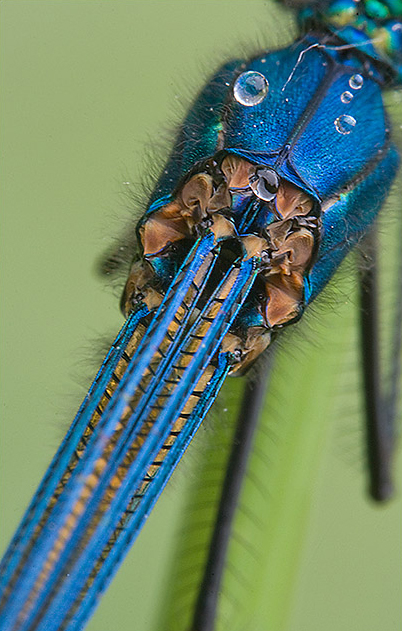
249;166;279;201
334;114;357;134
233;71;269;106
340;90;353;103
349;74;364;90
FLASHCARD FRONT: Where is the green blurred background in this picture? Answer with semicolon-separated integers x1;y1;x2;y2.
1;2;401;630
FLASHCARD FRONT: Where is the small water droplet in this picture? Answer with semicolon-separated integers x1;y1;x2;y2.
233;71;269;106
249;166;279;201
340;90;353;103
349;74;364;90
334;114;357;134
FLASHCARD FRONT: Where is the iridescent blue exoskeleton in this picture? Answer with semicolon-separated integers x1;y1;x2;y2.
1;1;401;630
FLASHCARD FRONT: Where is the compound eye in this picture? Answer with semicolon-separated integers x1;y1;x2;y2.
249;166;279;202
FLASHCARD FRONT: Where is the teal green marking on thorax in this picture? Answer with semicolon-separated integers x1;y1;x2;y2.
298;0;402;84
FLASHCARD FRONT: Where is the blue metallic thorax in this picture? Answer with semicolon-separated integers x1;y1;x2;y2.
147;33;399;305
223;41;388;199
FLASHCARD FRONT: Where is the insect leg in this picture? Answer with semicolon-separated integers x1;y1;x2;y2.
191;355;274;631
358;225;402;502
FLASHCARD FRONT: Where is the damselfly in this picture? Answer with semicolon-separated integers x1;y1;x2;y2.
0;3;402;628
